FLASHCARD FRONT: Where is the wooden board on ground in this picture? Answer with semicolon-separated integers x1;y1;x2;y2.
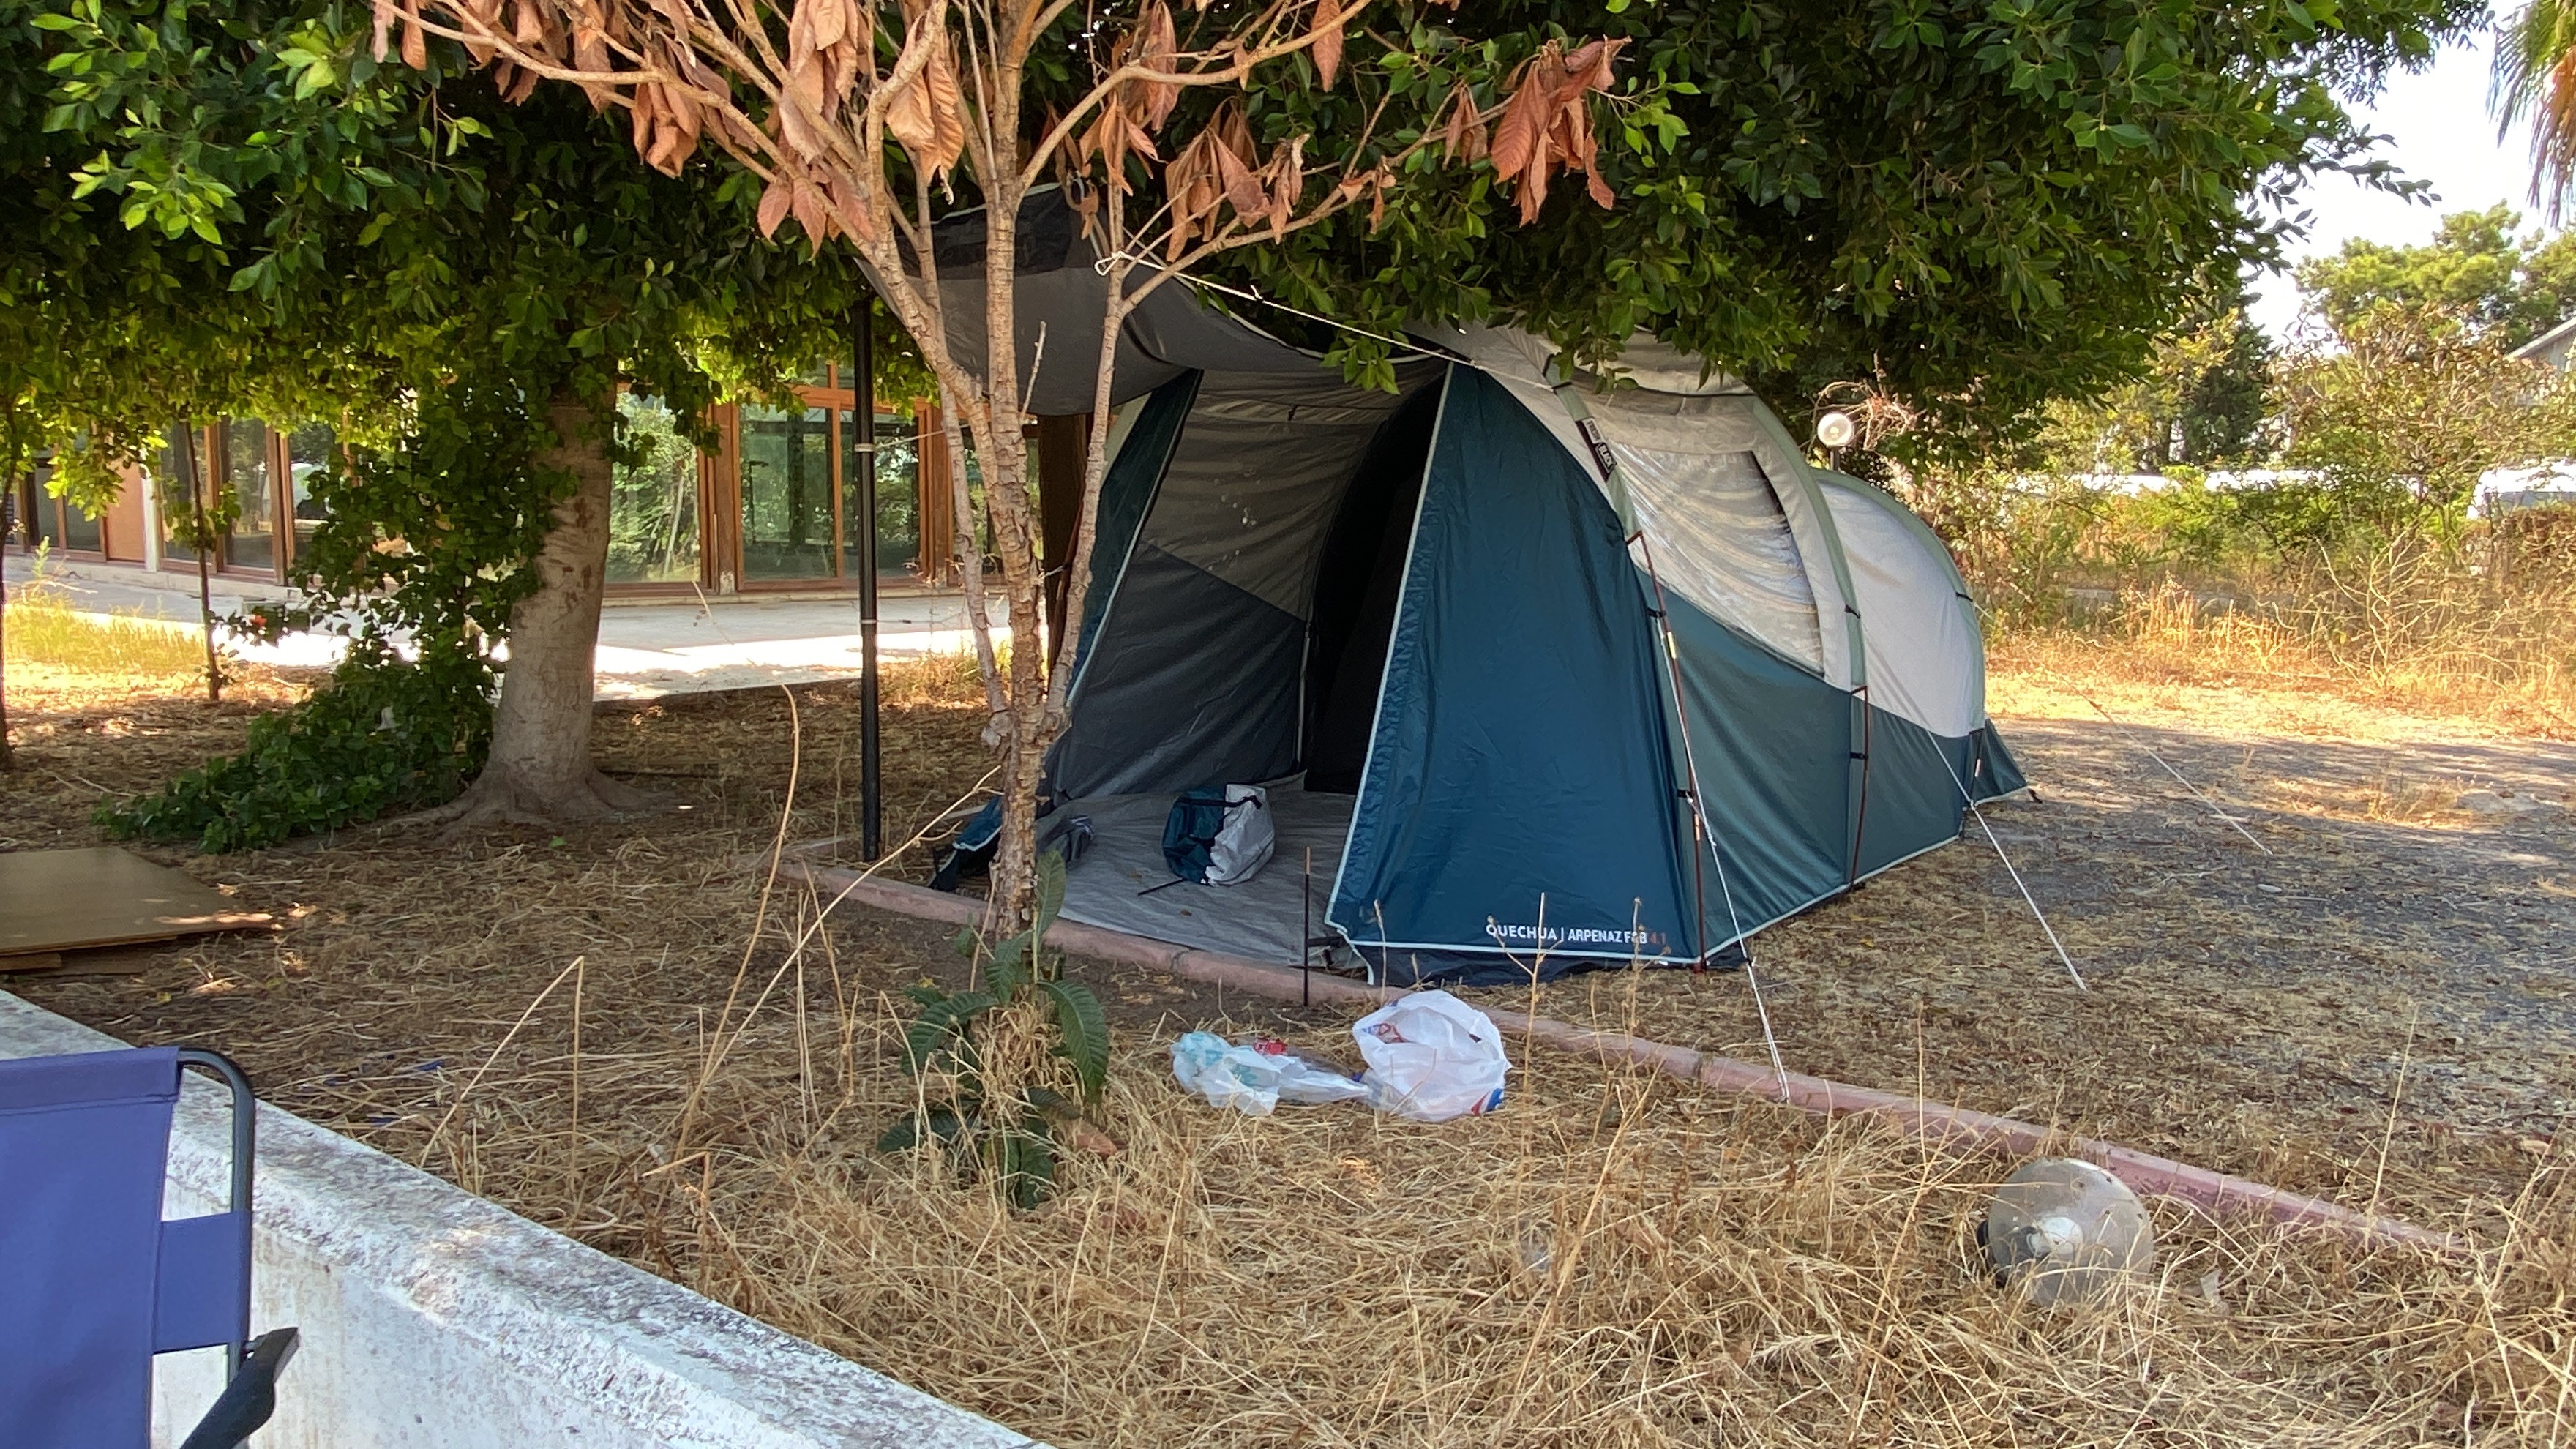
0;943;167;976
0;848;269;961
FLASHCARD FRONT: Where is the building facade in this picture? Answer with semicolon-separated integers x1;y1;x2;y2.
10;364;951;598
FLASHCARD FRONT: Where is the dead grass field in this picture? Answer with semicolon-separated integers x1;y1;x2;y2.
4;613;2572;1447
1467;634;2576;1237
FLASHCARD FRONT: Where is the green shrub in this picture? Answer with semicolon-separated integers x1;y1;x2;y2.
100;643;492;853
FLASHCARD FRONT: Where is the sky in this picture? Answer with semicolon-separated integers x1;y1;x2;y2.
2243;31;2550;339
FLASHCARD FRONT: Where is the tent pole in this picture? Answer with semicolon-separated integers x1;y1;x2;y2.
854;291;883;861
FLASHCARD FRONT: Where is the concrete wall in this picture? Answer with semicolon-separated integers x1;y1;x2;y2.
0;994;1043;1449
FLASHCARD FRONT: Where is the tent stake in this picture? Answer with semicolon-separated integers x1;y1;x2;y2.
1300;847;1311;1008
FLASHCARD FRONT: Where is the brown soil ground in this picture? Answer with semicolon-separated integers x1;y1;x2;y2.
3;651;2572;1446
1460;663;2576;1232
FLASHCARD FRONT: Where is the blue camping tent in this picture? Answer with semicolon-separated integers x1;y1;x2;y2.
1029;318;2024;985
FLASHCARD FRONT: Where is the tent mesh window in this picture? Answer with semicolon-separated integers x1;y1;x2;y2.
1579;396;1823;670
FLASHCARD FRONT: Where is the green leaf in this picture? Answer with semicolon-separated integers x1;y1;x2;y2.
997;1121;1057;1209
1040;978;1110;1106
986;931;1030;997
876;1105;962;1154
902;989;995;1075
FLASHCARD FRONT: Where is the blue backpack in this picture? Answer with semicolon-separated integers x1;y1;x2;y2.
1161;785;1273;886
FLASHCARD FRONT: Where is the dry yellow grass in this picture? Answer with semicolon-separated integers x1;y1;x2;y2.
1993;577;2576;742
7;627;2573;1447
4;572;218;681
419;980;2576;1449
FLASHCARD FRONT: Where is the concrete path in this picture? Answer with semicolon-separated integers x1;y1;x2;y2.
7;555;1008;699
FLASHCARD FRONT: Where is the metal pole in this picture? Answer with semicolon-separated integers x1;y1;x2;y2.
854;291;883;861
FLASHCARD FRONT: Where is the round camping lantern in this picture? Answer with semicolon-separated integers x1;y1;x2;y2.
1978;1158;2157;1306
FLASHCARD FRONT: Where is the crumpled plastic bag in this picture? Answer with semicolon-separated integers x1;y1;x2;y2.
1171;1032;1371;1116
1354;990;1511;1121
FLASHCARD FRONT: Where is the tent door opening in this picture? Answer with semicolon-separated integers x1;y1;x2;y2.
1300;375;1445;793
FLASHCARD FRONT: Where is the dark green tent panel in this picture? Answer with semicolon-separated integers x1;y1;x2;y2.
1330;369;1695;977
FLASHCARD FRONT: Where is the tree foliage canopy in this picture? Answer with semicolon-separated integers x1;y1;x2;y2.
2294;203;2576;348
5;0;918;834
1208;0;2476;443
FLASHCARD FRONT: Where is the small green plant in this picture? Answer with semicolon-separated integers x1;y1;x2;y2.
879;850;1111;1209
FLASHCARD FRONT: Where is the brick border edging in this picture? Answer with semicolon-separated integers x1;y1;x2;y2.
796;862;2462;1254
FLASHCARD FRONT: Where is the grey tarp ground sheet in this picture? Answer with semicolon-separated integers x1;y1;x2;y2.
1055;792;1353;963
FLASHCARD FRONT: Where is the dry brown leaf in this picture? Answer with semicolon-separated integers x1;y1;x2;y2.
571;0;609;77
1079;96;1135;193
801;0;844;53
1066;1120;1123;1156
886;74;937;160
1265;134;1303;239
1134;2;1180;131
789;176;827;248
1489;64;1549;182
823;174;877;243
629;80;662;157
1489;37;1625;225
756;172;795;237
1309;0;1344;91
879;12;930;145
1213;105;1265;214
394;0;424;69
781;50;828;154
370;0;396;61
922;32;967;179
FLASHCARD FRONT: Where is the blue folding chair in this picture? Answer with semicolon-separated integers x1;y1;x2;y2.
0;1046;299;1448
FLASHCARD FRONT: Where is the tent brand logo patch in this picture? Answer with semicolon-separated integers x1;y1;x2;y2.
1486;921;1669;952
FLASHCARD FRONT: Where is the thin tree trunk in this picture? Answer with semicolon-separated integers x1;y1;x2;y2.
178;425;222;703
420;386;651;828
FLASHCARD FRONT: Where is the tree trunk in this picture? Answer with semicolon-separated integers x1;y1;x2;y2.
422;387;652;828
957;415;1053;938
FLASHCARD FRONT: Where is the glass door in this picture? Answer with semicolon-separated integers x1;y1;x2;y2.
845;411;920;580
738;402;836;582
608;394;703;586
218;419;278;577
725;358;924;588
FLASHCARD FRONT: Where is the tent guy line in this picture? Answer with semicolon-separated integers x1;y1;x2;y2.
1938;748;2088;991
2081;692;2275;855
1633;525;1789;1091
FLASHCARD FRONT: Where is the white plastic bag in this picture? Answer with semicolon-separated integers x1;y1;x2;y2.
1268;1049;1372;1105
1354;990;1511;1121
1205;785;1275;886
1171;1033;1371;1115
1171;1031;1281;1115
